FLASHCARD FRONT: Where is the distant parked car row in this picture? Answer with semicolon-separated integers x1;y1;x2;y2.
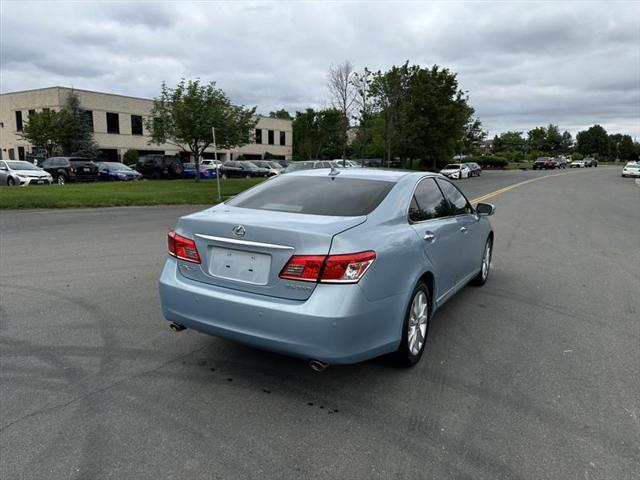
533;156;569;170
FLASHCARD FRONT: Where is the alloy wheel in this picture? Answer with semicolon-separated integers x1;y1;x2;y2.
408;290;428;355
481;240;492;281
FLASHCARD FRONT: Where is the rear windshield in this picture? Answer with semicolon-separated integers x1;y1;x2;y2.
227;176;394;216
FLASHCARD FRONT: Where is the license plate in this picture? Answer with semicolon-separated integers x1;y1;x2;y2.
209;247;271;285
36;180;44;184
82;167;89;172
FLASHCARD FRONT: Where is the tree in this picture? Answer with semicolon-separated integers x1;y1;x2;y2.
268;109;292;120
527;127;547;152
351;68;373;164
618;135;635;161
328;61;357;163
461;117;487;153
146;79;256;181
61;91;99;158
493;131;526;152
20;109;71;155
560;131;573;152
123;149;139;165
543;124;562;152
576;124;610;158
292;108;342;160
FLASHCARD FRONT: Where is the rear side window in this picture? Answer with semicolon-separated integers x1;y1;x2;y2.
409;178;449;222
227;176;394;216
437;179;472;216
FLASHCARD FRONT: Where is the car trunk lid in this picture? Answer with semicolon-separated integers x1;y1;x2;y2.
175;206;366;300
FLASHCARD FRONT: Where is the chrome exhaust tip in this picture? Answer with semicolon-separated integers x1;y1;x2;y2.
169;322;187;332
308;359;329;372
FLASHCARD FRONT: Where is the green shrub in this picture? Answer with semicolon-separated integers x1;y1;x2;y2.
123;149;139;165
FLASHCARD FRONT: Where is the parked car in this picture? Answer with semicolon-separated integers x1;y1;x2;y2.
570;159;586;168
39;157;99;184
583;157;598;168
201;159;223;170
0;160;53;186
621;161;640;177
182;163;218;180
554;156;567;169
251;160;283;176
533;157;557;170
284;160;339;173
136;155;184;179
97;162;142;181
465;162;482;177
159;169;495;368
219;161;267;178
440;163;471;179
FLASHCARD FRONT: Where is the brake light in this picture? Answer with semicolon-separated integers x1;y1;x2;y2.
167;231;200;263
66;166;73;173
279;251;376;284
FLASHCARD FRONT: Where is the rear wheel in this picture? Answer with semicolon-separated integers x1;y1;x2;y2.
393;282;430;367
56;175;66;185
7;177;16;186
471;237;493;286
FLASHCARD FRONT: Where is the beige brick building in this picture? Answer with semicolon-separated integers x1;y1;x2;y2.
0;86;292;162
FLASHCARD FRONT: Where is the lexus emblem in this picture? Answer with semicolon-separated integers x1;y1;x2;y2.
232;225;246;237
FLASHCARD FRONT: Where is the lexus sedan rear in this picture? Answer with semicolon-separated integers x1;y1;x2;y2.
159;169;495;367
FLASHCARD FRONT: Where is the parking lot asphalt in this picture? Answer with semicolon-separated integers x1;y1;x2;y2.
1;168;639;480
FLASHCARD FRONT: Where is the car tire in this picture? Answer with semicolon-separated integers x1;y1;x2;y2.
471;237;493;286
393;282;431;367
56;175;66;185
7;177;16;186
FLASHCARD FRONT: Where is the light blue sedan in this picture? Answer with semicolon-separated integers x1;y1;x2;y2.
159;169;495;369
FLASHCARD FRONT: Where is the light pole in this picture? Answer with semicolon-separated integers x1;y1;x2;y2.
212;127;221;201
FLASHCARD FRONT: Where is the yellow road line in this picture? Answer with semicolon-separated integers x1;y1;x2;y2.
470;171;572;204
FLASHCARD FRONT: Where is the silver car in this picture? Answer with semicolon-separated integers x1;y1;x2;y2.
0;160;53;186
159;169;495;368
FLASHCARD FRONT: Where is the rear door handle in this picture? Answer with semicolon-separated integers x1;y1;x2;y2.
460;226;468;234
423;232;436;242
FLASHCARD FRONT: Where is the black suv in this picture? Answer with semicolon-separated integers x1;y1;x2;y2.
39;157;99;184
136;155;185;179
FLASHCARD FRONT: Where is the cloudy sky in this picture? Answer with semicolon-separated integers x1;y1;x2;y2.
1;0;639;138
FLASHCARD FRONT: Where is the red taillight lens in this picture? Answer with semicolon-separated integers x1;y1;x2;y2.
321;251;376;283
279;251;376;284
167;231;200;264
279;255;325;282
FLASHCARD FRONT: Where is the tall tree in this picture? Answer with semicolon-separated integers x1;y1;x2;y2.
351;68;373;164
543;124;562;152
576;124;610;158
462;117;487;153
327;61;357;163
146;79;256;181
292;108;342;160
618;135;635;161
560;131;573;152
20;109;71;156
527;127;547;152
268;109;292;120
61;91;99;158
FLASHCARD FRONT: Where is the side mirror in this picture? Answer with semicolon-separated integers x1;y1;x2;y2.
476;202;496;216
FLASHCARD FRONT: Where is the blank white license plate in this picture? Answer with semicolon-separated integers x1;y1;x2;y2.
209;247;271;285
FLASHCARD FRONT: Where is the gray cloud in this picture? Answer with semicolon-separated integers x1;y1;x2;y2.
1;0;638;138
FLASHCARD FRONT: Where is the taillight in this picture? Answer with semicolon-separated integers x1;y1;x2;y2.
279;251;375;284
167;231;201;264
66;166;73;173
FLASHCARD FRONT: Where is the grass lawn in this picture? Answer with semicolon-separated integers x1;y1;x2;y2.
0;178;266;209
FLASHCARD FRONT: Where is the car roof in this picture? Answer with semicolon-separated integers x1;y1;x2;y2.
287;167;436;182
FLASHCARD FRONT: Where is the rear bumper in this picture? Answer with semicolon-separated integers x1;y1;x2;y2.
159;257;405;364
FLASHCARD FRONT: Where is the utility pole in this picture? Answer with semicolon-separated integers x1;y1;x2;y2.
212;127;221;201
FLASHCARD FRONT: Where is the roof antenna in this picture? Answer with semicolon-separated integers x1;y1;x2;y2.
328;165;341;178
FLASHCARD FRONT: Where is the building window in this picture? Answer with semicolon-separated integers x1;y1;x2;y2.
268;130;274;145
15;111;23;131
131;115;143;136
28;109;36;118
8;148;15;160
280;131;286;146
255;129;262;144
106;112;120;134
18;146;25;160
84;110;94;131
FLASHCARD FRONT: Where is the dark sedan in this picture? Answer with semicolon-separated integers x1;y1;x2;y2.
220;161;269;179
97;162;142;181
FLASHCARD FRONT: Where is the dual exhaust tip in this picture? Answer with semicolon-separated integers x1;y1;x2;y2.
170;322;329;372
